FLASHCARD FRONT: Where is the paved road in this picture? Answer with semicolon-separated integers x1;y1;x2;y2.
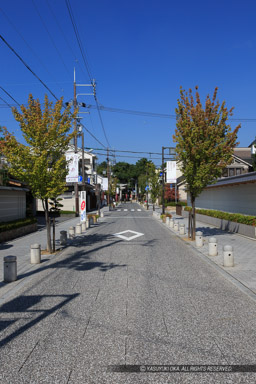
0;202;256;383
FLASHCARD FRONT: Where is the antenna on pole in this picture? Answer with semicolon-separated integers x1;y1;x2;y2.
74;67;76;83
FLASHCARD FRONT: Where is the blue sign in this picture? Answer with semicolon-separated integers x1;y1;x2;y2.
87;177;90;184
160;172;163;176
145;185;149;191
78;176;82;182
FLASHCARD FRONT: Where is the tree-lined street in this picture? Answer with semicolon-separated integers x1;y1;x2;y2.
1;203;256;383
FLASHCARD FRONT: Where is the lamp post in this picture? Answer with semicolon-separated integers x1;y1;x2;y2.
161;147;176;215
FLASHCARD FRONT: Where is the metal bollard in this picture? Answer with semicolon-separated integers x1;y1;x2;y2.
76;223;82;235
60;230;67;245
69;226;75;239
169;219;174;228
100;212;104;218
223;245;234;267
166;217;170;226
30;243;41;264
4;256;17;282
179;223;185;235
86;218;90;229
209;237;218;256
195;231;203;247
174;220;179;231
81;222;86;232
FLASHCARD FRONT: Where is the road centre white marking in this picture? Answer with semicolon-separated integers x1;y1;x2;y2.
113;230;144;241
124;209;128;211
137;209;141;211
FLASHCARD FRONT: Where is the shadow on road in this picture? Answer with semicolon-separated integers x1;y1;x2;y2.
0;293;79;348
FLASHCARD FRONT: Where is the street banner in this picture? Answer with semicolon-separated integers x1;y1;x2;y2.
166;161;177;183
102;177;108;191
80;191;86;222
66;154;79;183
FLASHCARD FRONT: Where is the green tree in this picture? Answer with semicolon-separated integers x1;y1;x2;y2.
149;167;161;211
173;86;240;240
1;94;76;252
97;161;107;176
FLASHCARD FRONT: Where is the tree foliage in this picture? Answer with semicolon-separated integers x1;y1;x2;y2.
173;86;240;239
1;94;76;252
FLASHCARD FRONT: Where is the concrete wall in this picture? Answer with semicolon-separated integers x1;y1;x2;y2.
188;183;256;215
0;188;26;222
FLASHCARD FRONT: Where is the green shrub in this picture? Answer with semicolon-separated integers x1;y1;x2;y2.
165;202;187;207
184;207;256;226
0;217;37;233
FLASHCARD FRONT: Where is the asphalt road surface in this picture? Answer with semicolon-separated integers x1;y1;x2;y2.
1;202;256;383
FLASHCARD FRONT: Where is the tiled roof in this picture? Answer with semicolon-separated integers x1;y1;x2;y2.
206;171;256;188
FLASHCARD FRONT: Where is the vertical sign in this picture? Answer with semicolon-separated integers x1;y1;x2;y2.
66;154;79;182
80;191;86;222
166;161;177;183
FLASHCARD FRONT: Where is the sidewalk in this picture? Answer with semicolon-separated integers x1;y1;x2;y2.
152;206;256;299
0;208;108;304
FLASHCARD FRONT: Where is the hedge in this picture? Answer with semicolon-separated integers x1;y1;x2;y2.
165;202;187;207
0;217;37;233
184;207;256;227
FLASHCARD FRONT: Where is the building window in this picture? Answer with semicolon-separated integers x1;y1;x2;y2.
229;168;234;177
222;169;228;177
236;168;241;175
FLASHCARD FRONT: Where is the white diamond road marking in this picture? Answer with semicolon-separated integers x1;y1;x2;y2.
113;230;144;241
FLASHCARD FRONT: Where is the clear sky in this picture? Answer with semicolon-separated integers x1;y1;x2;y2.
1;0;256;167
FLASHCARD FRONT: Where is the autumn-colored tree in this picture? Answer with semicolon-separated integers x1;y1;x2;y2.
173;87;240;240
164;184;179;202
1;94;76;252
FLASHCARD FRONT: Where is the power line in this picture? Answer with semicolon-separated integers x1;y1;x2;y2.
0;34;59;100
66;0;111;148
92;152;161;160
0;86;19;106
46;0;87;79
0;6;63;93
32;0;71;78
84;147;162;155
0;96;12;108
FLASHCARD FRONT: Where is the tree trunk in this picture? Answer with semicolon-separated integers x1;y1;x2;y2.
43;199;52;253
52;216;55;253
191;196;196;241
188;210;191;238
153;203;155;211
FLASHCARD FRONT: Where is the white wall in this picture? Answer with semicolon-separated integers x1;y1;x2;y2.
188;183;256;215
0;189;26;222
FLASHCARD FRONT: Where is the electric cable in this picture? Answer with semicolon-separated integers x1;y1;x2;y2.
32;0;71;78
0;34;59;100
0;86;20;106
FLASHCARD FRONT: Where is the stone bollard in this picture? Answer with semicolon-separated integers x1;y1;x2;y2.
179;223;185;235
100;212;104;218
4;256;17;282
60;231;67;245
69;226;75;239
223;245;234;267
174;220;179;231
86;218;90;229
195;231;203;247
81;222;86;232
30;244;41;264
169;219;174;228
209;237;218;256
76;223;82;235
166;217;170;226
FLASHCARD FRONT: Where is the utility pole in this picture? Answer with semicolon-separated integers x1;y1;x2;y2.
74;68;79;217
107;148;110;208
162;146;165;215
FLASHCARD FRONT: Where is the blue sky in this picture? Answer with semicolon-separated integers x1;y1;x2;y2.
1;0;256;166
